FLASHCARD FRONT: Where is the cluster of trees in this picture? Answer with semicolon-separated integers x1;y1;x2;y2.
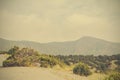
56;54;120;73
3;46;64;68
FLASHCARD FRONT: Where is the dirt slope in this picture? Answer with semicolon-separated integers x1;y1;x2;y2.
0;67;106;80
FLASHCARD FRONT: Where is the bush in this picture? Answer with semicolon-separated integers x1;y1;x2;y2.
73;62;92;76
39;55;65;68
3;47;40;67
104;72;120;80
115;66;120;72
40;56;56;68
96;63;109;73
8;46;19;55
3;59;19;67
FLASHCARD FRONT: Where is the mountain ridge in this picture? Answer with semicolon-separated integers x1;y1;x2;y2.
0;36;120;55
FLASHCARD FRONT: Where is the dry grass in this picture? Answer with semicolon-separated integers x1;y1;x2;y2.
0;54;9;67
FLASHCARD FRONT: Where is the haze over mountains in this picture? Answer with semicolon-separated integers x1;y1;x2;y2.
0;36;120;55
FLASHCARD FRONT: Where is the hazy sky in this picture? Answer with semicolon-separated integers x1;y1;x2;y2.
0;0;120;43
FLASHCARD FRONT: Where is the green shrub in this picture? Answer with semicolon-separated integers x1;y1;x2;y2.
39;55;65;68
73;62;92;76
3;60;19;67
40;56;56;68
96;63;109;73
104;72;120;80
8;46;19;55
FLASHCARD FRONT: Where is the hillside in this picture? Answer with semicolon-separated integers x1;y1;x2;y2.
0;36;120;55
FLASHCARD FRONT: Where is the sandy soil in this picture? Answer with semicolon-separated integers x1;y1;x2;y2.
0;67;67;80
0;67;106;80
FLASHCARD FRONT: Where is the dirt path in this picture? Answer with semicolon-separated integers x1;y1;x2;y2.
0;67;67;80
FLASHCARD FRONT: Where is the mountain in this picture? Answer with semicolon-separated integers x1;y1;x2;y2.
0;36;120;55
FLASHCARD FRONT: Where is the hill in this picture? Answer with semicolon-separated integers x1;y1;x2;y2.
0;36;120;55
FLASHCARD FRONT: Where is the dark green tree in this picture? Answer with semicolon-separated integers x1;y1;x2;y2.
8;46;19;54
73;62;92;76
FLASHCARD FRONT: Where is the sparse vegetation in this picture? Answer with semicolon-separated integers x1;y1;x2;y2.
104;72;120;80
1;46;120;79
57;54;120;73
0;51;8;54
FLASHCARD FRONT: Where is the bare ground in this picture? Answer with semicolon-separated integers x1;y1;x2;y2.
0;67;106;80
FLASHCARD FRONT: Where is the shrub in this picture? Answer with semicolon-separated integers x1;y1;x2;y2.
96;63;109;73
3;47;40;67
115;66;120;72
73;62;92;76
8;46;19;55
3;59;19;67
104;72;120;80
39;55;65;68
40;56;56;68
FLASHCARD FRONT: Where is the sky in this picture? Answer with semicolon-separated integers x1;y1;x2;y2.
0;0;120;43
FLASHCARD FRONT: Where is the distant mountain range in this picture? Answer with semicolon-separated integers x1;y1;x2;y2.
0;36;120;55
